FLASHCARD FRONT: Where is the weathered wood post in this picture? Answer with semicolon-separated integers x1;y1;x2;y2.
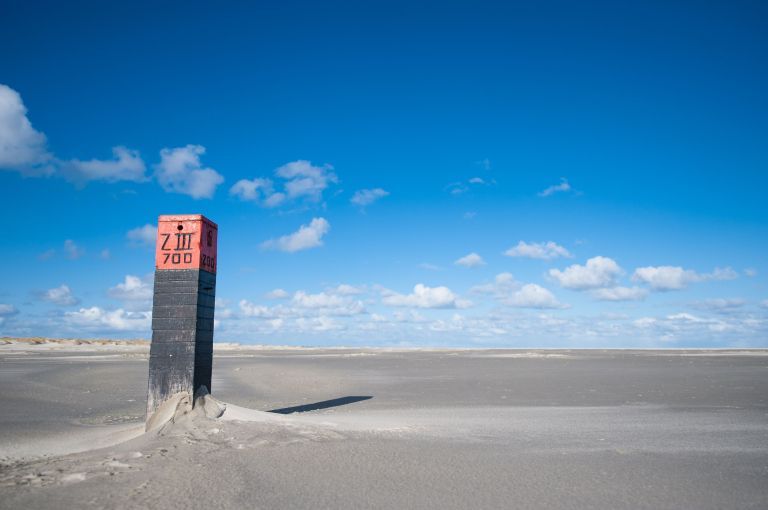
146;214;218;423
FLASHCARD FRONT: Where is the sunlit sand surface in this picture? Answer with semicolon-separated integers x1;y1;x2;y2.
1;341;767;509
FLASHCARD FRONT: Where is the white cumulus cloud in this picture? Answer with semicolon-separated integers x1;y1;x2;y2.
40;284;80;306
108;275;153;302
64;307;150;332
471;272;518;295
351;188;389;207
0;304;19;316
291;290;365;315
632;265;738;291
632;266;697;290
291;291;345;309
549;256;623;290
1;84;220;195
62;146;146;184
504;241;571;260
266;288;289;299
382;284;471;309
296;316;343;332
633;317;657;328
229;177;274;202
261;217;330;252
469;273;521;299
127;224;157;247
590;286;649;301
277;160;337;202
0;84;52;174
238;286;365;319
455;252;486;267
154;145;224;199
507;283;566;309
334;284;363;295
238;300;274;318
230;160;337;207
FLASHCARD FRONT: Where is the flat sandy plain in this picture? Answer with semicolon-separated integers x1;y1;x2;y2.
1;340;767;509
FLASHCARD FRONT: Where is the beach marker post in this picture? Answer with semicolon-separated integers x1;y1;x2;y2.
146;214;218;422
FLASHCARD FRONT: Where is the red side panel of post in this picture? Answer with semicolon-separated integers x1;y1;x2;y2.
155;214;218;273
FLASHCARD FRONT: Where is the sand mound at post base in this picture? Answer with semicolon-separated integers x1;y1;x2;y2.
145;387;287;435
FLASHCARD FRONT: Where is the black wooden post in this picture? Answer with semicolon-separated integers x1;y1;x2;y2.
147;214;218;423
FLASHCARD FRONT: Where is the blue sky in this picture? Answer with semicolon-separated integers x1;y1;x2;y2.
1;0;767;347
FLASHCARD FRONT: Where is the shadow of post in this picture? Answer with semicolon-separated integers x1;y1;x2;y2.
268;396;373;414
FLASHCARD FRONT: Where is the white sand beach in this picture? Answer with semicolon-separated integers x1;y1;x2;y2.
1;340;767;509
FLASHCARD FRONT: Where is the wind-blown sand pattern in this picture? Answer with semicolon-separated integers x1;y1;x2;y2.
1;341;767;509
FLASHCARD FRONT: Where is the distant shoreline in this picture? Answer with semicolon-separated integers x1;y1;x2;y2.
2;336;767;353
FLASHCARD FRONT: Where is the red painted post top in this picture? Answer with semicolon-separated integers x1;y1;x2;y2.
155;214;217;273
